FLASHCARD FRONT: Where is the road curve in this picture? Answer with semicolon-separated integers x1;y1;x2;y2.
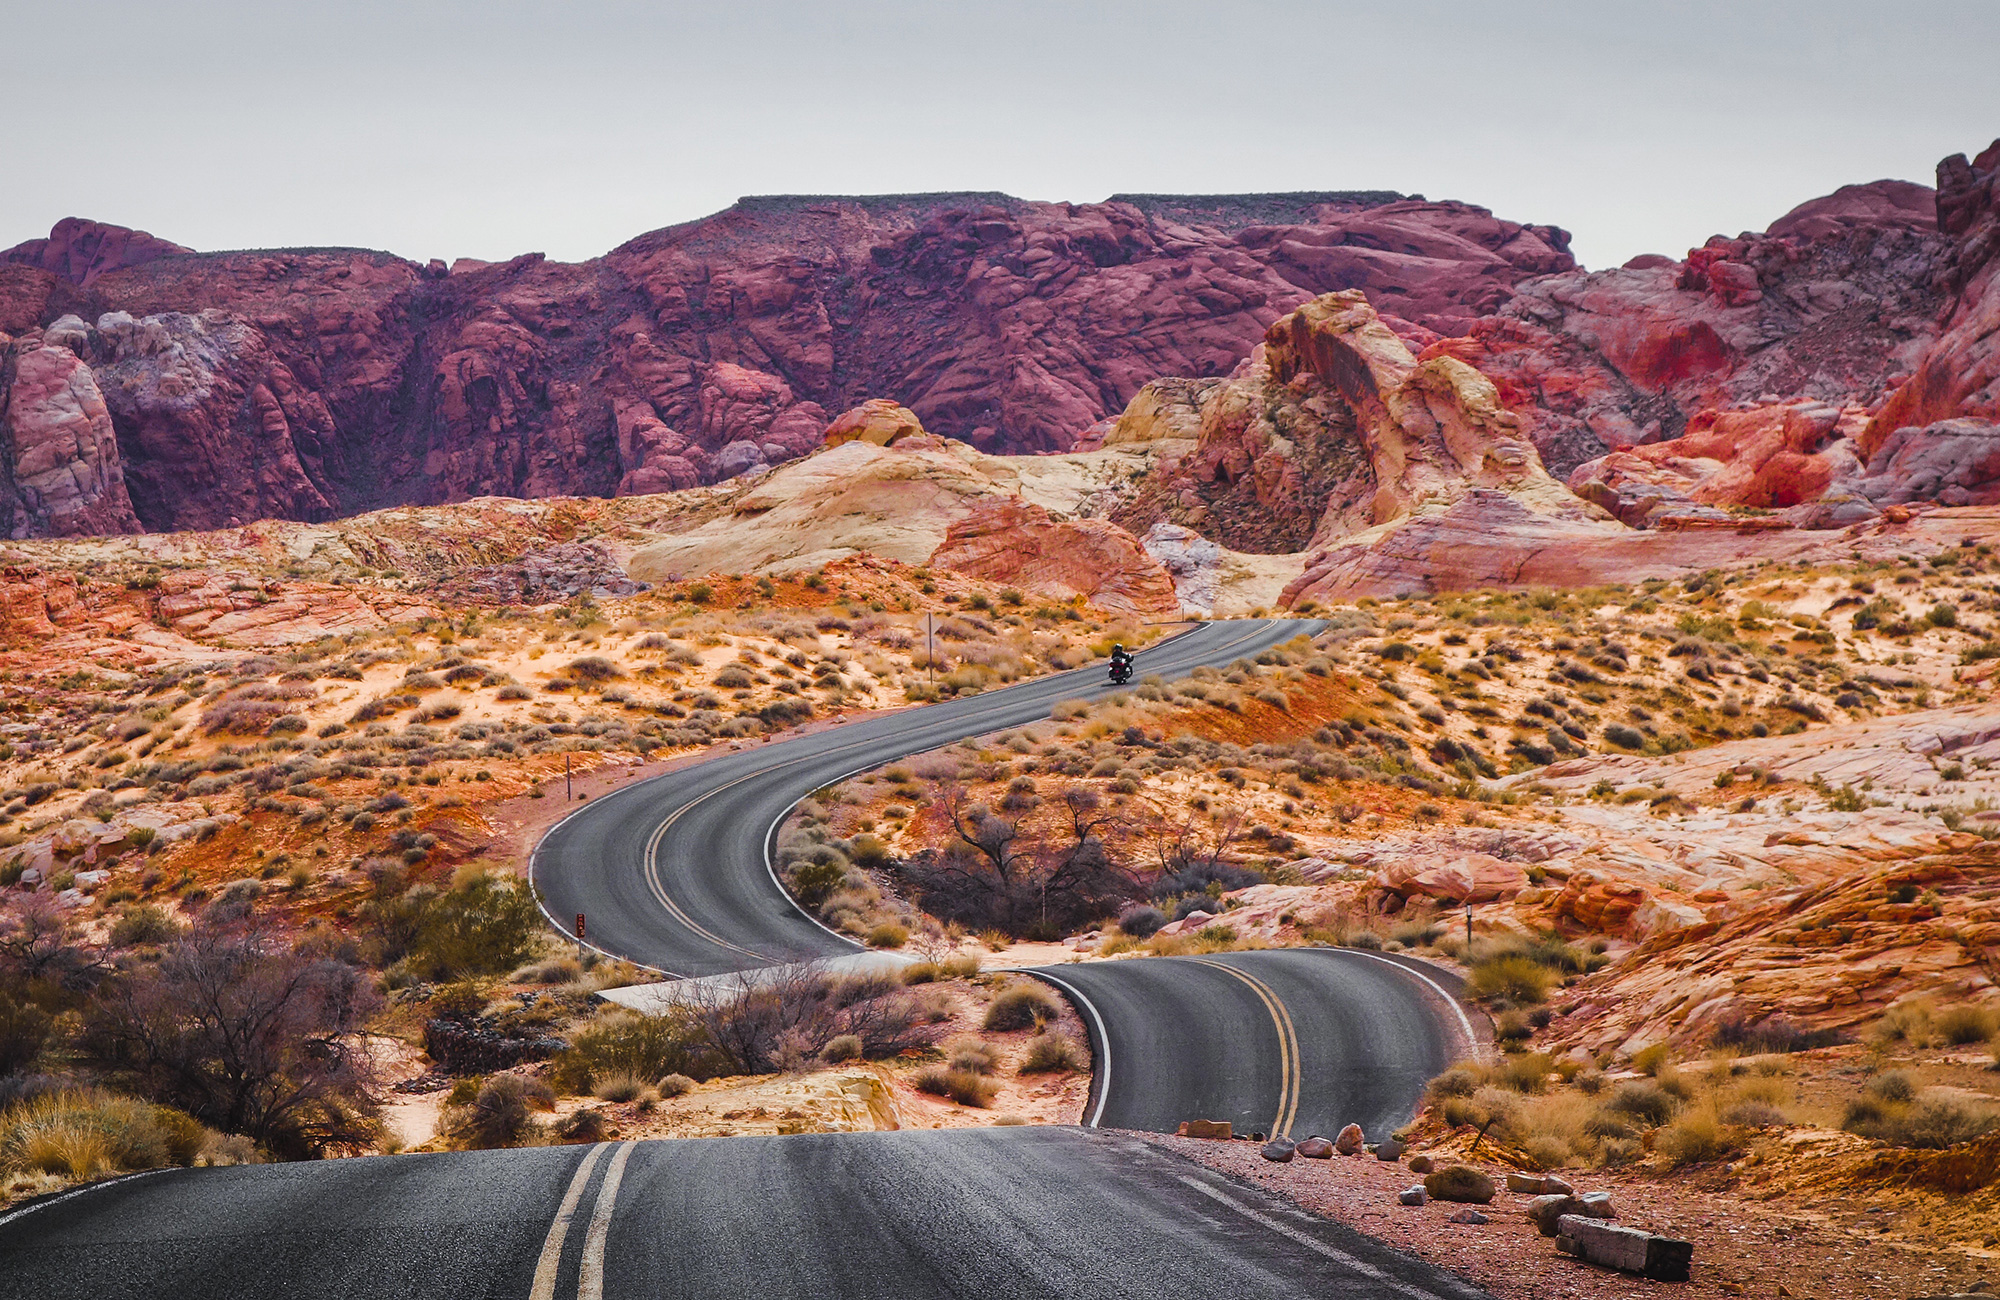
532;618;1321;977
1031;949;1472;1142
531;615;1473;1143
0;1128;1494;1300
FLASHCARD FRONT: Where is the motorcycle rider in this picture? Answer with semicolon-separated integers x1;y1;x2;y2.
1108;643;1134;681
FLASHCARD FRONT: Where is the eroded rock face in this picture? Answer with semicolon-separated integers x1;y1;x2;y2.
927;496;1180;615
0;196;1574;536
0;332;140;537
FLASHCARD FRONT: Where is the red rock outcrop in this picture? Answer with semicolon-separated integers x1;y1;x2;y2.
2;217;189;286
927;496;1180;615
0;196;1573;535
0;330;140;536
1864;141;2000;447
1115;291;1607;568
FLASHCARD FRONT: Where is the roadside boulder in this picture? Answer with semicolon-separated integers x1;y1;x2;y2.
1424;1165;1496;1204
1261;1138;1297;1162
1374;1137;1405;1162
1335;1123;1365;1155
1525;1194;1588;1236
1507;1173;1574;1195
1407;1154;1436;1174
1399;1186;1429;1206
1295;1136;1335;1159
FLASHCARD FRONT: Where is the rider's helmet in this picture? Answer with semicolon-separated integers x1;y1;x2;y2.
1112;643;1126;656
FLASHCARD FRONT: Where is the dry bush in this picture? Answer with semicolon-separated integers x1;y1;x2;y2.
0;1090;206;1178
1019;1032;1088;1074
1465;955;1552;1005
820;1034;862;1063
1657;1108;1743;1167
656;1073;695;1098
899;955;981;984
914;1066;998;1108
446;1075;552;1149
946;1039;1001;1076
591;1072;647;1103
983;983;1061;1032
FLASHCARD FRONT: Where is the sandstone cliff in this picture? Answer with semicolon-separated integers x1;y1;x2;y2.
0;193;1573;536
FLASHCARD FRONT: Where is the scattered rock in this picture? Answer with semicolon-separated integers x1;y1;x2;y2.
1374;1136;1405;1162
1334;1123;1365;1155
1407;1154;1436;1174
1578;1190;1617;1219
1448;1209;1489;1225
1260;1138;1297;1163
1178;1119;1232;1140
1294;1136;1335;1159
1399;1186;1429;1206
1506;1173;1574;1195
1525;1194;1589;1237
1423;1165;1497;1204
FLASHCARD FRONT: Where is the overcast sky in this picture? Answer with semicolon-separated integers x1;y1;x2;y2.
4;1;1996;270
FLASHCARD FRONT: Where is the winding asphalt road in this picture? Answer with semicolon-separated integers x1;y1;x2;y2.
0;620;1487;1299
0;1129;1493;1300
533;616;1476;1142
532;618;1323;977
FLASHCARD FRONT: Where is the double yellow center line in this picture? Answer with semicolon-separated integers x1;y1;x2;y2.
530;1141;637;1300
1190;958;1301;1141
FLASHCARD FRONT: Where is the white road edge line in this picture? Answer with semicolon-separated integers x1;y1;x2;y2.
1175;1176;1474;1300
0;1167;170;1231
1331;949;1482;1057
577;1140;636;1300
1022;970;1112;1128
528;1141;611;1300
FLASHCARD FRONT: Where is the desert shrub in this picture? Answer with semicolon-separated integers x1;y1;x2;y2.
1709;1014;1845;1054
557;1108;607;1143
865;922;909;949
1019;1032;1088;1074
567;657;620;683
591;1072;647;1103
1845;1095;2000;1149
1466;955;1552;1005
899;954;981;984
0;993;53;1076
0;1090;208;1178
1603;724;1646;750
80;916;382;1158
821;1034;862;1063
1934;1003;2000;1046
1868;1071;1917;1104
656;1073;695;1098
1493;1053;1553;1094
109;904;182;948
984;983;1062;1032
1657;1111;1739;1167
447;1075;551;1149
1426;1065;1484;1100
914;1066;998;1107
946;1039;1001;1076
1605;1081;1676;1127
553;1009;711;1094
510;956;582;985
1116;905;1166;939
1720;1100;1787;1128
404;873;545;981
1629;1042;1671;1075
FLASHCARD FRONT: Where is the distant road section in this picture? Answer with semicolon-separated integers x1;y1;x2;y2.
531;619;1321;977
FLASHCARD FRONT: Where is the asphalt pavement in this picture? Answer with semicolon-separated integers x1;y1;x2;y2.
531;618;1323;977
0;1128;1494;1300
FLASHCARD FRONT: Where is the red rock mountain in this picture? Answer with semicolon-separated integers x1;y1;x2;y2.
3;139;1997;546
0;192;1572;536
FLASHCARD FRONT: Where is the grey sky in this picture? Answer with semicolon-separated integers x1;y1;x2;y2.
3;0;1995;270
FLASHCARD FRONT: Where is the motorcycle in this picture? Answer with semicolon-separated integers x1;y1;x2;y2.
1108;657;1134;685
